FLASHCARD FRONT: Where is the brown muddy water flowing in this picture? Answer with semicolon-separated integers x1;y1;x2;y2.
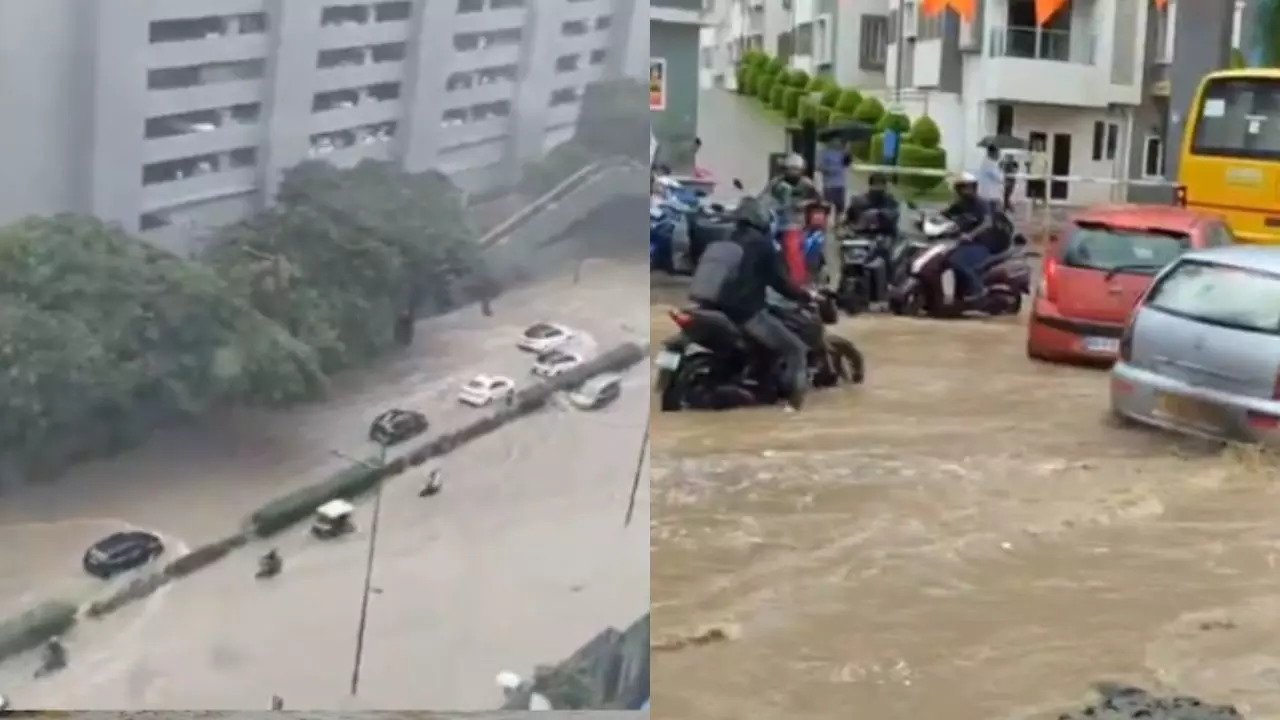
649;293;1280;720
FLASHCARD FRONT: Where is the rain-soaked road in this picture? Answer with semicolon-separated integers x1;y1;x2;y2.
0;237;648;710
650;91;1280;720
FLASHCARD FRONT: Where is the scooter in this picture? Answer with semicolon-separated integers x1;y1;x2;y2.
656;289;864;412
888;213;1031;318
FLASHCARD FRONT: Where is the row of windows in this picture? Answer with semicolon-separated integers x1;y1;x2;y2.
562;17;611;37
457;0;525;12
441;100;511;126
308;122;398;157
313;83;401;112
321;2;412;26
145;103;261;139
149;13;267;43
318;42;406;68
143;148;258;186
148;59;265;90
554;49;607;73
454;28;523;51
446;63;519;91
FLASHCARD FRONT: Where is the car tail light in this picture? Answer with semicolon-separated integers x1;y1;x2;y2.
669;309;694;329
1040;255;1060;302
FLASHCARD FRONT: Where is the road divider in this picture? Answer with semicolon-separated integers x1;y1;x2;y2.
0;342;648;663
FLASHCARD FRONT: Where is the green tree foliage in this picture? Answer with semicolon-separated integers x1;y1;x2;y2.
207;160;483;373
834;89;863;114
0;215;325;471
852;97;886;125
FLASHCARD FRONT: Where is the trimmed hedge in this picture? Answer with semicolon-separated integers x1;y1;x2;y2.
0;601;78;660
249;458;388;537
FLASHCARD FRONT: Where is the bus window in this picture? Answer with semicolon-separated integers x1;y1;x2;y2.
1191;77;1280;160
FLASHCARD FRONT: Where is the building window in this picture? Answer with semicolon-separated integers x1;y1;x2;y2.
887;9;898;43
142;147;257;185
375;1;412;21
859;15;888;70
555;53;580;72
1143;135;1164;177
795;22;813;55
149;14;268;43
454;28;523;50
441;100;511;127
561;20;589;36
457;0;485;12
321;5;370;26
312;83;400;112
147;60;266;90
144;103;262;139
309;122;397;156
595;15;612;30
1092;121;1119;161
550;87;580;106
589;48;607;65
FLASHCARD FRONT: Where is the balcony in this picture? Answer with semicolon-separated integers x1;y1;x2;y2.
437;116;510;148
981;26;1105;107
145;79;264;117
311;99;404;135
313;139;395;168
317;20;411;50
141;167;259;212
452;44;522;71
313;62;406;92
443;79;516;106
452;8;527;34
145;32;269;69
143;123;261;164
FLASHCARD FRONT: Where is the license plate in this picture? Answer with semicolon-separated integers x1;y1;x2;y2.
1155;392;1221;426
655;350;682;370
1082;336;1120;354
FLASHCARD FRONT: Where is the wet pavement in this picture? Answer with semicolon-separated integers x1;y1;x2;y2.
649;92;1280;720
0;239;648;710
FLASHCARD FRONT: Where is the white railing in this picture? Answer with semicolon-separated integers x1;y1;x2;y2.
988;26;1095;64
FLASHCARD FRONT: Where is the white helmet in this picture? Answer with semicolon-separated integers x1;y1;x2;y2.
782;152;806;172
953;171;978;185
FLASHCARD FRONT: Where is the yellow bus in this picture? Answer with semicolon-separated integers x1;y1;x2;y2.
1180;67;1280;244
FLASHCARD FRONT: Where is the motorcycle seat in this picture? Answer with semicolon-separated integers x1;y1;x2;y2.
979;247;1019;271
686;307;749;350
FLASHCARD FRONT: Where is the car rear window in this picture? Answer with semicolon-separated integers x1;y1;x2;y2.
1146;259;1280;334
538;350;574;364
1063;224;1189;274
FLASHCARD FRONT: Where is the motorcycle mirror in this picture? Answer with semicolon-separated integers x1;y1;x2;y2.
732;178;744;190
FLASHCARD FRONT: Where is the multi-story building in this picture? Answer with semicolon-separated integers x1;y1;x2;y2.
883;0;1153;204
0;0;637;253
699;0;889;92
652;0;705;162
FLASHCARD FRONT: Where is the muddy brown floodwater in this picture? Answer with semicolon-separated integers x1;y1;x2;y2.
649;285;1280;720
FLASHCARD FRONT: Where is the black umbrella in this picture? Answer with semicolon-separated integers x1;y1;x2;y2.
818;121;877;143
977;134;1028;151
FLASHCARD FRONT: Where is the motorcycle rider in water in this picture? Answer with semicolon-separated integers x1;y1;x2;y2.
845;172;900;235
940;172;997;301
767;153;821;218
695;197;816;410
42;637;66;672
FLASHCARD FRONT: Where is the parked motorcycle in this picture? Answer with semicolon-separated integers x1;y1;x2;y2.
887;212;1031;318
651;177;733;275
655;289;864;412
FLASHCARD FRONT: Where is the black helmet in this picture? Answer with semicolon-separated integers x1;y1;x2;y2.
867;172;889;188
733;197;773;233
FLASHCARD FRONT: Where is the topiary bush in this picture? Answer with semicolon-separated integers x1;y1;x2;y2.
798;98;818;122
821;85;843;108
770;84;787;111
834;89;863;115
909;115;942;149
783;87;803;118
876;112;912;134
815;106;833;126
852;97;886;126
788;69;810;88
898;144;947;193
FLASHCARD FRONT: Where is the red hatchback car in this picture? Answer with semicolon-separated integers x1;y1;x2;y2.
1027;205;1235;364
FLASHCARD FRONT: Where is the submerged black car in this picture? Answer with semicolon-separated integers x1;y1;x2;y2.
368;408;429;446
83;531;165;579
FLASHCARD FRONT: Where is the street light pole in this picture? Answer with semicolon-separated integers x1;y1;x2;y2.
341;442;388;697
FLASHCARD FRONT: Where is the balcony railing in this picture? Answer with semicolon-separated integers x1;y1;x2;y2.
988;26;1095;64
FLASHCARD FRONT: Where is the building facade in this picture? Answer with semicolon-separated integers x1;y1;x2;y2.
0;0;636;253
699;0;889;92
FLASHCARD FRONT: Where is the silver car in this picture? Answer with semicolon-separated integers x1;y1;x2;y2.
1111;246;1280;443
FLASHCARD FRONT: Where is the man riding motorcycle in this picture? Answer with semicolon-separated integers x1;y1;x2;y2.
767;153;822;216
688;197;816;410
940;172;1004;301
39;637;66;676
845;172;900;236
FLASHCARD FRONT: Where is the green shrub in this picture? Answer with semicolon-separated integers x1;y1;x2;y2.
821;85;843;108
0;601;78;661
758;74;777;101
766;56;785;73
248;460;386;536
876;112;911;134
899;144;948;193
815;106;833;126
788;69;810;88
783;88;803;118
909;115;942;149
834;89;863;114
736;67;753;94
852;97;886;125
798;98;818;121
769;84;787;110
869;132;884;165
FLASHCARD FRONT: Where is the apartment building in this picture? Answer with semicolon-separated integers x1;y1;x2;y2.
699;0;889;92
0;0;635;253
653;0;704;157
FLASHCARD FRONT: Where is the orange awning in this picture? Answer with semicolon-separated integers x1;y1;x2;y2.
947;0;976;21
921;0;947;16
1153;0;1167;8
1035;0;1069;25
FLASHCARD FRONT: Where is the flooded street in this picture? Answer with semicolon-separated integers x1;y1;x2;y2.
649;92;1280;719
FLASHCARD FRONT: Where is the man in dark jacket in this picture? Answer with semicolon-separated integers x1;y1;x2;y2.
694;197;814;409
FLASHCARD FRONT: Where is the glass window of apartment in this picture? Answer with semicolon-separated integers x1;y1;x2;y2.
147;60;265;90
472;100;510;120
318;47;368;67
550;87;579;106
491;0;525;8
562;20;589;36
322;4;370;26
555;54;580;73
478;63;518;83
374;1;412;21
860;15;888;69
595;15;612;30
371;42;406;62
150;16;226;43
589;49;607;65
457;0;484;12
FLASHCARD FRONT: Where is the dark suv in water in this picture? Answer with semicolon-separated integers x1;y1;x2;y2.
82;531;165;579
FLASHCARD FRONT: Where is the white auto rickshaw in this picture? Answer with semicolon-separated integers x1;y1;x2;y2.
311;499;355;539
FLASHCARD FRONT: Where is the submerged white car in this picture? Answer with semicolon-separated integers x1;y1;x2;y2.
531;349;584;378
568;373;623;410
458;374;516;407
517;322;574;353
